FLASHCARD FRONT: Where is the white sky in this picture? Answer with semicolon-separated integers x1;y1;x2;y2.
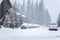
0;0;60;23
44;0;60;23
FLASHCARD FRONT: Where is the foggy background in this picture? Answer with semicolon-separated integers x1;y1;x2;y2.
0;0;60;23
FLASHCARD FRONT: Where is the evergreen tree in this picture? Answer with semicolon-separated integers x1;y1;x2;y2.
38;0;45;25
21;0;25;14
20;0;26;23
13;0;17;15
57;13;60;27
13;1;20;12
13;1;17;8
13;1;23;27
35;0;39;24
38;0;51;26
23;0;25;13
20;5;23;13
29;0;34;23
44;9;51;26
13;0;18;21
26;0;31;23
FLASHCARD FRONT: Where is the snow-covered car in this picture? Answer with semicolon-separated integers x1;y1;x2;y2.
21;23;28;29
49;23;58;31
21;23;40;29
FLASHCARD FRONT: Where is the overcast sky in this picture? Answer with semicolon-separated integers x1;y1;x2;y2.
0;0;60;23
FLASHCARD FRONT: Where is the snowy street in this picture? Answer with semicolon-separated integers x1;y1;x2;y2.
0;27;60;40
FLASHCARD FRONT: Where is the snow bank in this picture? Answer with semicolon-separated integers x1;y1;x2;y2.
0;27;60;37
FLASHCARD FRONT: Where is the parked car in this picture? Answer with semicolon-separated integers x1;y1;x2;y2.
21;23;40;29
49;23;58;31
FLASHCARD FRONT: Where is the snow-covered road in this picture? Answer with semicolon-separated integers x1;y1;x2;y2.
0;27;60;40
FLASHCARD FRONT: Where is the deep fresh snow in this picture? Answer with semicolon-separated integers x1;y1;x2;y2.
0;27;60;40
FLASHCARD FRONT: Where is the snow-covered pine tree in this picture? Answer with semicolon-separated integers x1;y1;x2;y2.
38;0;45;25
44;9;51;26
57;13;60;27
26;0;31;23
35;0;39;24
